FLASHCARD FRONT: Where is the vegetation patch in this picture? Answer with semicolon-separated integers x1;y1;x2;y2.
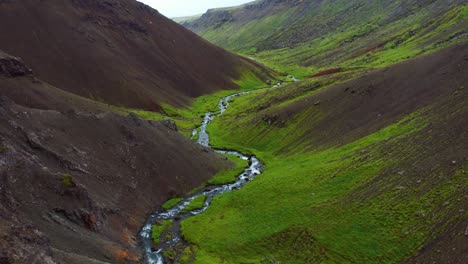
151;220;172;245
180;195;207;214
208;154;247;185
62;174;75;188
172;69;468;263
179;111;438;263
162;198;184;210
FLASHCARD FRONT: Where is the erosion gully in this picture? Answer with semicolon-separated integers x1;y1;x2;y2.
140;78;296;264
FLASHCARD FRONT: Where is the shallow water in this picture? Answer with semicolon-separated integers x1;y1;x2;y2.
140;78;296;263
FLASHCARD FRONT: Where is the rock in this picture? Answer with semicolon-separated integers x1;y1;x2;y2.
0;96;14;106
127;112;143;126
161;118;178;131
314;101;321;106
262;115;278;125
26;132;42;149
451;160;457;165
465;225;468;236
396;186;405;190
0;54;33;77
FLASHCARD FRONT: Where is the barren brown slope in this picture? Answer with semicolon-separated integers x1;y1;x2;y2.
0;51;233;263
0;0;274;111
262;43;468;153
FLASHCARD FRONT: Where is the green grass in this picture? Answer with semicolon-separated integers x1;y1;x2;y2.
132;3;467;261
152;220;172;245
179;103;466;263
180;195;207;214
179;246;194;263
113;73;276;137
233;67;271;90
173;75;467;263
208;154;247;185
193;2;468;78
162;198;184;210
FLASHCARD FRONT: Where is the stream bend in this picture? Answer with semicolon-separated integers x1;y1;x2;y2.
140;82;293;263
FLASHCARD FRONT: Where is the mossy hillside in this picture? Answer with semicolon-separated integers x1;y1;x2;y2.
200;8;297;53
195;2;468;78
181;96;467;263
176;69;467;262
233;68;271;90
254;8;467;77
180;111;428;262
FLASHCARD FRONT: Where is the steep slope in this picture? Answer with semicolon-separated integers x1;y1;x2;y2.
177;43;468;262
183;0;467;76
0;51;234;263
0;0;276;111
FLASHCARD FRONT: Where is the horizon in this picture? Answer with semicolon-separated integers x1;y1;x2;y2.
138;0;254;18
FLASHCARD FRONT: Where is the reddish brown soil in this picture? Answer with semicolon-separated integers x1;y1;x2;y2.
0;0;274;111
310;68;342;78
349;42;388;59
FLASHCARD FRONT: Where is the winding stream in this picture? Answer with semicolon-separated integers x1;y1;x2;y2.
140;79;294;263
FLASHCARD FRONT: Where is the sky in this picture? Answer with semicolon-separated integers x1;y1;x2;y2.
139;0;254;18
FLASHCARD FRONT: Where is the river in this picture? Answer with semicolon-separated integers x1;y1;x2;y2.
140;79;295;263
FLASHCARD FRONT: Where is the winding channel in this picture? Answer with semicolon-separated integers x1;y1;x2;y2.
140;78;295;263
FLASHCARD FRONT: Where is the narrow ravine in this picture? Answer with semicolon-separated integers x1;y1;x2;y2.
140;79;295;264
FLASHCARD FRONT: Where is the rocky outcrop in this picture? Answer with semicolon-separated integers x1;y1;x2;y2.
186;9;233;29
0;52;32;77
161;118;178;131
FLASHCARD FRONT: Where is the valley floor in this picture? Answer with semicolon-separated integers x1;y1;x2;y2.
150;42;467;263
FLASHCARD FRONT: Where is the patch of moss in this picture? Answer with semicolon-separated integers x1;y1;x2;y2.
180;195;207;214
179;246;194;263
62;174;75;188
151;220;172;245
162;198;183;210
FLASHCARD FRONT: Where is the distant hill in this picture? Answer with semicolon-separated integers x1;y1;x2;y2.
183;0;468;76
172;14;202;23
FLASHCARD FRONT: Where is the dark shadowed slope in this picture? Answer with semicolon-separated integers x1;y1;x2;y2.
0;0;275;111
0;50;233;263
